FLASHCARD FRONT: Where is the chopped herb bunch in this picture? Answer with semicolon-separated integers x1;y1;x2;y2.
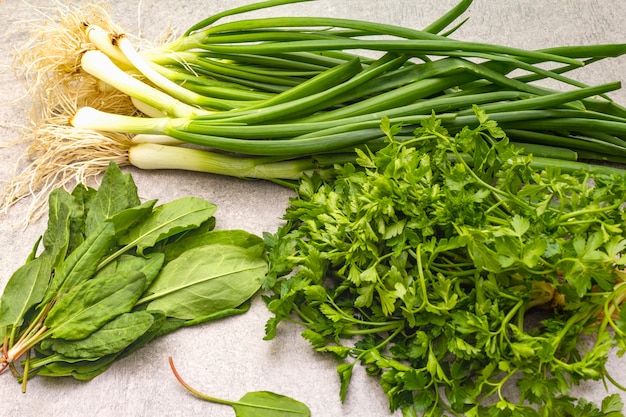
263;108;626;416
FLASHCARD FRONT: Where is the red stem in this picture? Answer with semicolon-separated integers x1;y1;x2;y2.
168;357;231;405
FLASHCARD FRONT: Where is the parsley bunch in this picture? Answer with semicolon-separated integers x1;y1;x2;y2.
263;108;626;416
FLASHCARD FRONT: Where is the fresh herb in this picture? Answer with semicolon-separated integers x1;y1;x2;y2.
263;108;626;416
168;357;311;417
0;162;267;390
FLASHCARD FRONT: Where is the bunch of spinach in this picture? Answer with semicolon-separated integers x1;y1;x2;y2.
263;108;626;416
0;162;267;390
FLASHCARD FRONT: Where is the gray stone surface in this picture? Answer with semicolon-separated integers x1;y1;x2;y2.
0;1;625;416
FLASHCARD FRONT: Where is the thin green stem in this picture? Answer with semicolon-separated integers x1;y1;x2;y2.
168;357;235;405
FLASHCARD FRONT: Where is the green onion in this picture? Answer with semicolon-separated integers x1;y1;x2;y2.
128;142;325;180
4;0;626;214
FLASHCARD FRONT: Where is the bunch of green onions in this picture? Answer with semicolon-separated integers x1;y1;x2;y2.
5;0;626;211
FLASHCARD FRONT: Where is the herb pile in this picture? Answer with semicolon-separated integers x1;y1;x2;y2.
263;109;626;416
0;162;268;391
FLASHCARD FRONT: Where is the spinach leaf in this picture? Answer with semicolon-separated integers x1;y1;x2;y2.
96;252;165;289
115;310;167;357
43;220;117;303
1;162;270;392
84;161;141;236
179;301;252;327
42;311;155;358
141;244;266;320
0;255;51;330
230;391;312;417
34;354;119;380
163;229;265;261
44;270;145;340
42;188;75;268
118;196;217;255
109;199;157;235
67;183;96;250
33;311;167;380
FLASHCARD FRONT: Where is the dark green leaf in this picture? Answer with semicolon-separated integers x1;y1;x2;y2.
163;229;264;262
35;354;118;380
96;252;165;289
231;391;311;417
43;310;154;358
45;270;145;340
42;188;75;268
109;199;157;235
0;255;51;329
84;161;141;236
67;183;96;251
119;196;217;255
43;220;117;304
179;301;252;327
142;244;266;320
116;310;168;357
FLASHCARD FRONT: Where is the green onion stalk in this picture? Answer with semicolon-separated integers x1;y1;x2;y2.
4;0;626;215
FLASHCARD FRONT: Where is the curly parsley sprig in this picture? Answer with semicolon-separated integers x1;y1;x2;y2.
263;107;626;416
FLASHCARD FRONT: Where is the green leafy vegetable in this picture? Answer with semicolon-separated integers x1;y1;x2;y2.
42;311;155;359
264;109;626;416
0;162;268;390
83;160;141;236
0;256;51;332
169;357;311;417
44;270;146;341
117;196;217;256
140;244;267;320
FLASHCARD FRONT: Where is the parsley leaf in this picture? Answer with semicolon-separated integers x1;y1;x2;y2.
264;110;626;415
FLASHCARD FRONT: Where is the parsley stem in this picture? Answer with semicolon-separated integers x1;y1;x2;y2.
341;321;404;336
599;282;626;338
476;368;519;404
485;212;509;224
434;128;534;214
558;218;612;227
431;265;476;277
324;295;402;327
412;243;442;313
557;200;624;223
552;304;598;351
283;310;313;327
604;371;626;392
499;299;524;346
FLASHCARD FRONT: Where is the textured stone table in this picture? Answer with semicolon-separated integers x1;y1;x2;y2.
0;1;625;416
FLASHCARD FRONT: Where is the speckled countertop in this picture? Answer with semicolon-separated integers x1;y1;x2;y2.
1;1;625;416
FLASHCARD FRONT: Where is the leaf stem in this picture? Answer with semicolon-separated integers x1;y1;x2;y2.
7;325;50;363
557;200;623;223
21;350;31;393
341;321;404;336
168;357;235;406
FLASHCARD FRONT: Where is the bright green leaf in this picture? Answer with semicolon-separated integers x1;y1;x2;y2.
143;244;266;320
45;270;146;340
120;197;217;255
44;310;154;358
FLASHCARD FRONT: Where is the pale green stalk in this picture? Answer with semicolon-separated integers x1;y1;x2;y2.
80;50;211;118
128;142;324;180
